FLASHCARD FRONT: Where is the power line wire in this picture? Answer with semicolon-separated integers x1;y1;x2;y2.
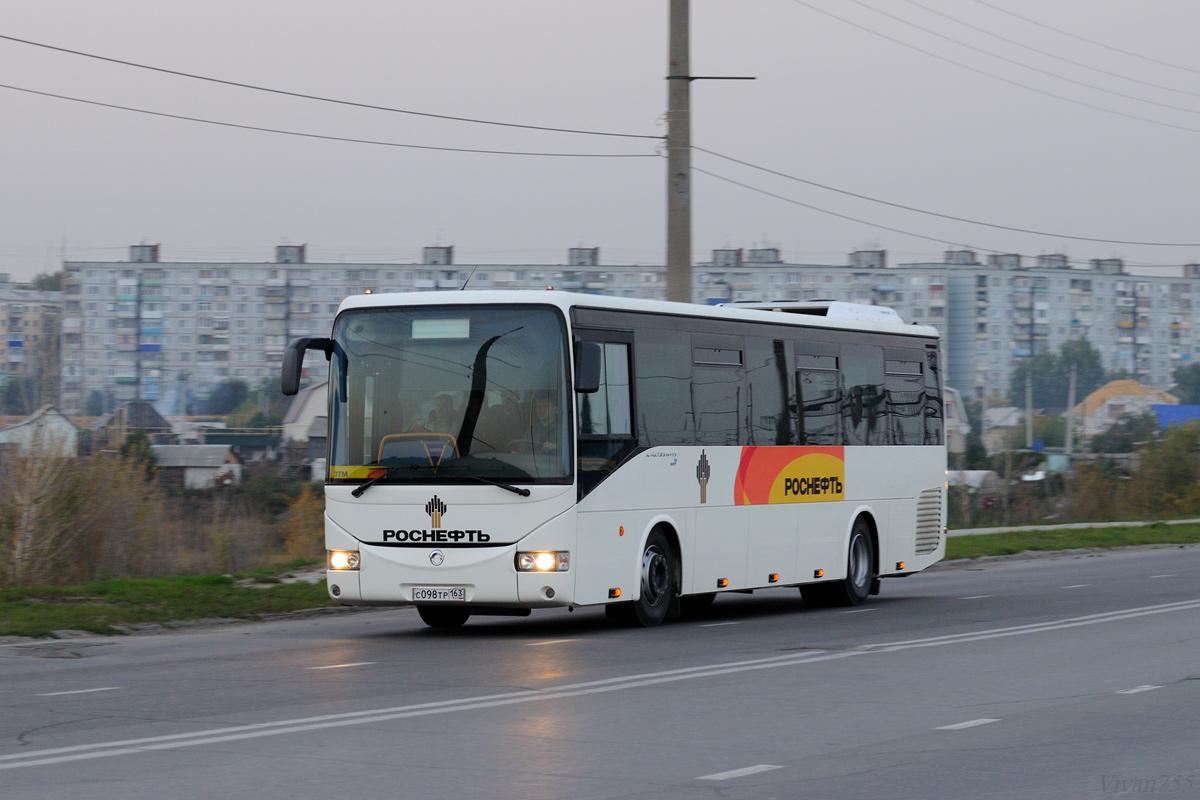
0;82;658;158
844;0;1200;118
788;0;1200;138
694;165;994;253
0;32;662;141
899;0;1200;101
966;0;1200;78
695;146;1200;247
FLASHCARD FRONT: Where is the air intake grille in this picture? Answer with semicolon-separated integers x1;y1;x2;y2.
915;488;943;555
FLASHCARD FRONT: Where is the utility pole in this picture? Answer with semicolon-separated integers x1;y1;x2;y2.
664;1;753;304
1065;365;1077;458
666;0;691;304
1025;371;1033;450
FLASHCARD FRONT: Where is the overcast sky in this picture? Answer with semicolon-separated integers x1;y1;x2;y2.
3;0;1200;280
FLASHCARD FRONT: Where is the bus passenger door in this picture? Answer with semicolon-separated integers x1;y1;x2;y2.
573;333;641;606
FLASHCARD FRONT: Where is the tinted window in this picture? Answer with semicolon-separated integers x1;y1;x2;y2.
924;348;944;445
841;344;884;446
796;355;840;446
885;358;925;445
692;336;744;446
635;328;693;446
745;338;792;446
579;343;632;436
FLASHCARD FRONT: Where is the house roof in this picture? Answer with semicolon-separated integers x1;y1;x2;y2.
1071;380;1178;416
150;444;237;468
306;416;327;439
283;381;328;425
94;400;173;431
0;405;79;434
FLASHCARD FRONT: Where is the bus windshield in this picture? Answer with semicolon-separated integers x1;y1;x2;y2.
328;304;571;484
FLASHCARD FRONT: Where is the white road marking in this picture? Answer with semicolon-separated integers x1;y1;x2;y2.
6;597;1200;772
960;595;993;600
1116;685;1162;695
698;764;784;781
35;688;121;698
937;718;1000;731
843;608;877;614
1062;584;1089;589
1150;574;1174;579
306;662;375;671
525;640;576;646
698;621;742;627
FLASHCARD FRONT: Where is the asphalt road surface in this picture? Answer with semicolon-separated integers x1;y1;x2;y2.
3;545;1200;800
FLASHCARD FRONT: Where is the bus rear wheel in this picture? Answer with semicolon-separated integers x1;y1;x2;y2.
417;606;470;628
802;517;875;608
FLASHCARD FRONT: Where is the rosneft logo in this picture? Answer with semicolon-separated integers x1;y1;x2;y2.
734;446;846;505
426;495;446;527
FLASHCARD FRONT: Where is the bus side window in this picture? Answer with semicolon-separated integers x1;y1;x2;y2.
841;344;885;446
885;358;925;446
924;348;944;445
796;354;840;446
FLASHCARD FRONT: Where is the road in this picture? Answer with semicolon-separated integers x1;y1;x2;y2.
3;545;1199;799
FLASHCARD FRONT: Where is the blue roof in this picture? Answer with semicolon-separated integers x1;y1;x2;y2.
1152;404;1200;429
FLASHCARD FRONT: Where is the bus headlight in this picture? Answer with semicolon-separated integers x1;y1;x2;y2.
329;551;360;570
516;551;569;572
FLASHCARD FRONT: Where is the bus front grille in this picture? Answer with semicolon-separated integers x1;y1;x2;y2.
914;488;943;555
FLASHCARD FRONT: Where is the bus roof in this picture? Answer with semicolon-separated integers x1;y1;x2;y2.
338;290;940;339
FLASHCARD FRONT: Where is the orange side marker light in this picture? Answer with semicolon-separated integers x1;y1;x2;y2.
896;562;906;571
716;578;729;588
768;573;780;584
814;569;824;579
609;588;621;598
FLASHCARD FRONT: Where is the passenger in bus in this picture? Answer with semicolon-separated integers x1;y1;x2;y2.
531;391;559;453
409;393;459;434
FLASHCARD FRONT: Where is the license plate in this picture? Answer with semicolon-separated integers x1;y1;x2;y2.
412;586;466;602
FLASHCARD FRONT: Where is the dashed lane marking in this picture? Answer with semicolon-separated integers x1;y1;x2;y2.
937;718;1000;731
35;688;121;697
698;764;785;781
307;662;376;671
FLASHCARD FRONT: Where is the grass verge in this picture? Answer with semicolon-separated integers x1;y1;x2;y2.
945;522;1200;560
0;573;337;638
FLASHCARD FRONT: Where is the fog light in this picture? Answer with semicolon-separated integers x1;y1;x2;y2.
329;551;360;570
515;551;569;572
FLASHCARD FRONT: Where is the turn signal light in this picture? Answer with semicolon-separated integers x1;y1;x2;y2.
768;573;779;584
896;561;906;571
609;588;621;598
717;578;729;588
814;569;824;579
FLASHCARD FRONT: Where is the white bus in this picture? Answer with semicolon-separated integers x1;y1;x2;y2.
282;291;946;628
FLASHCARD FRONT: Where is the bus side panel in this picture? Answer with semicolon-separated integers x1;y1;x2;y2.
746;504;799;588
794;503;849;584
882;498;917;575
575;510;641;606
692;505;748;592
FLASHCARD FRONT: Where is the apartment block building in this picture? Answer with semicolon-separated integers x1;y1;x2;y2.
0;276;60;382
58;245;671;414
56;243;1200;414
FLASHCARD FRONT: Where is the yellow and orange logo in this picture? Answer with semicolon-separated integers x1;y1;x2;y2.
734;446;845;505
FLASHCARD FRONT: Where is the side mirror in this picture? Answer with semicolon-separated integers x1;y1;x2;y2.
281;337;333;396
574;342;602;394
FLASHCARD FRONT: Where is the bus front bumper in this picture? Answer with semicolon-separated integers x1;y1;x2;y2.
328;542;575;608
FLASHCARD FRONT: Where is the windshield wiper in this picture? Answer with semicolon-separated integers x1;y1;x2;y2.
350;464;425;498
464;475;531;497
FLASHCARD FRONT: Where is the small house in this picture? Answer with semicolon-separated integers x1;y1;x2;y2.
150;444;243;489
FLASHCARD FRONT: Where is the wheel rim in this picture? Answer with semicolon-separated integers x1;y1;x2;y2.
849;533;870;588
641;546;669;606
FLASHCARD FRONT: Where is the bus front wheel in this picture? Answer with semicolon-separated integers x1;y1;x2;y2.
607;530;676;627
417;606;470;628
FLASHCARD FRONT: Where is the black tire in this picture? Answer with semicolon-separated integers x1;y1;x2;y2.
678;592;716;618
801;517;876;608
830;517;876;606
417;606;470;629
608;529;676;628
